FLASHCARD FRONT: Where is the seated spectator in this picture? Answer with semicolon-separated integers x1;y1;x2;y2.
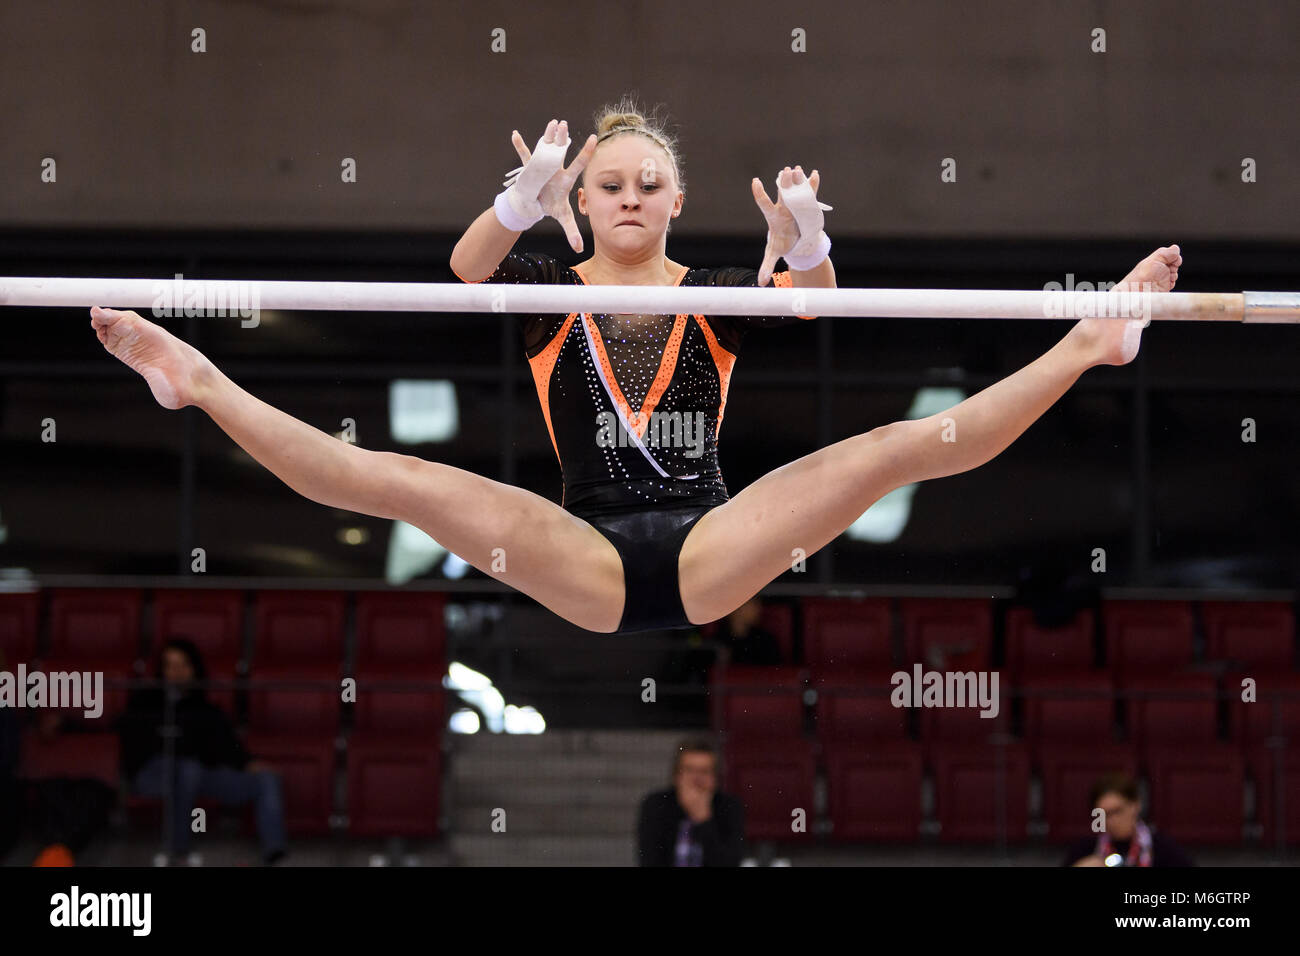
716;596;782;667
637;737;744;866
1062;772;1193;867
1014;554;1102;632
119;638;287;865
1;650;115;866
26;712;117;866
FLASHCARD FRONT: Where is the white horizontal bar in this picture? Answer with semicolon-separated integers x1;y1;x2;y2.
0;275;1293;322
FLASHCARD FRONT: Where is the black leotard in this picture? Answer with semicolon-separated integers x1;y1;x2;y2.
456;251;815;521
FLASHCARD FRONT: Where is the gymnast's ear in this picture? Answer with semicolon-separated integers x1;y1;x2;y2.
576;186;587;216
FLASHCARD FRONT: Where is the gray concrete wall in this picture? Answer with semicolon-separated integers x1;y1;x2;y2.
2;0;1296;239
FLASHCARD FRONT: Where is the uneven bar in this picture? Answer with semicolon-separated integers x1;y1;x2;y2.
0;275;1296;321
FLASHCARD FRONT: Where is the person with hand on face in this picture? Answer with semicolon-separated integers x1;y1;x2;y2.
637;737;744;866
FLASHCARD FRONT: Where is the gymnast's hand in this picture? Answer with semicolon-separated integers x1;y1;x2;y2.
751;165;827;287
504;119;597;253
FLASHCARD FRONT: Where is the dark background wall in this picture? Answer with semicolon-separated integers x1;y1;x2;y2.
2;0;1298;239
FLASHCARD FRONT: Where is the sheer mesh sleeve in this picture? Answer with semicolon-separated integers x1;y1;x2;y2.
453;251;576;356
702;266;819;352
459;251;567;286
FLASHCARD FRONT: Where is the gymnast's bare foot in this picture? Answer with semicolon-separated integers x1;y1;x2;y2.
89;306;215;409
1070;244;1183;367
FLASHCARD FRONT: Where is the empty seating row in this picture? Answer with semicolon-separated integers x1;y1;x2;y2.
713;667;1300;769
699;597;1296;674
6;590;1292;679
0;588;446;672
725;739;1299;846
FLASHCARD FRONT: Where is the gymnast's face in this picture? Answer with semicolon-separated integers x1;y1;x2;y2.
577;135;683;256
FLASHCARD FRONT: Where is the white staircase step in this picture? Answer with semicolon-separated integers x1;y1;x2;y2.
448;833;635;867
449;751;672;783
449;801;636;835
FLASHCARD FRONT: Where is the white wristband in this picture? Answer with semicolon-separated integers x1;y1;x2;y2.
494;188;543;232
783;231;831;271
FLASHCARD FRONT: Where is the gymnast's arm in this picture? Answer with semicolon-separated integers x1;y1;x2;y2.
451;119;596;283
449;207;521;283
786;255;837;290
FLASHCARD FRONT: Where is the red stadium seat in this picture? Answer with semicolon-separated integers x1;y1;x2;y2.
1253;745;1300;846
1202;601;1295;670
758;601;797;664
247;594;345;738
19;661;134;723
246;663;341;737
917;678;1011;763
0;591;40;665
353;684;445;738
37;589;143;722
1037;745;1140;839
251;590;345;669
17;729;121;787
721;690;805;742
241;734;335;834
712;666;805;741
814;672;907;743
932;743;1031;842
355;591;446;678
723;741;817;842
1102;601;1195;678
1226;671;1300;774
151;589;245;670
1005;606;1096;680
1021;672;1117;763
802;597;893;673
823;742;923;841
45;588;143;668
900;598;993;670
347;739;442;837
1146;748;1245;844
1125;673;1220;760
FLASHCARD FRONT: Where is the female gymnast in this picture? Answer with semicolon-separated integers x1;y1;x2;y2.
87;100;1182;635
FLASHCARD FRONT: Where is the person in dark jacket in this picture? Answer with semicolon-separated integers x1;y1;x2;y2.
1062;772;1193;867
716;596;783;667
119;638;287;865
637;737;744;866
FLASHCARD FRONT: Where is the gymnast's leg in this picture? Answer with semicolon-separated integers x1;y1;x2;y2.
88;306;625;632
678;246;1182;624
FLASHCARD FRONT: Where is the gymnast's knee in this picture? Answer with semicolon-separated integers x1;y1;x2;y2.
861;419;926;483
864;419;917;445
